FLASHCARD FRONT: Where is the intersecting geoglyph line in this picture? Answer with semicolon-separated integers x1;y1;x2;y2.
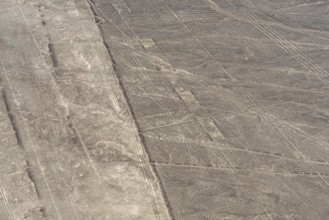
0;54;65;219
135;1;267;175
0;187;14;220
107;0;326;172
20;6;110;218
245;12;329;86
158;2;326;218
103;1;274;218
233;12;329;154
187;2;329;186
216;8;329;194
153;0;275;172
74;0;326;219
87;2;177;219
93;2;216;176
3;4;118;218
30;1;167;218
0;6;83;218
161;0;326;174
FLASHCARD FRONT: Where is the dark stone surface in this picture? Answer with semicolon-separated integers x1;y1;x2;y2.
91;0;329;219
2;0;329;219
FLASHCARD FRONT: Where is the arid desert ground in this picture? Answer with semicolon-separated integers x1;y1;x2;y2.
1;0;329;219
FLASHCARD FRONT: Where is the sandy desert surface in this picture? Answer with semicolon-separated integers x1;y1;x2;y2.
1;0;329;219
